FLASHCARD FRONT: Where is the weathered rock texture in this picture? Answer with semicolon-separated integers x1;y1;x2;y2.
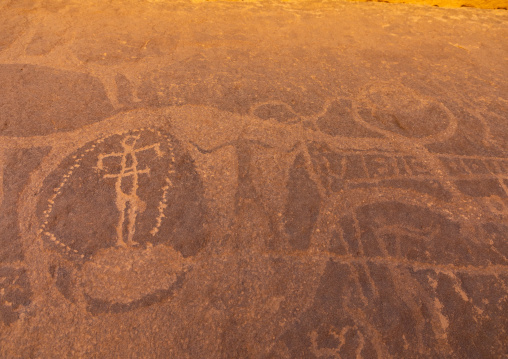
0;0;507;358
356;0;507;9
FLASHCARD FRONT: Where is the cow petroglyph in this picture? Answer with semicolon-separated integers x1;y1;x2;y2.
0;99;505;356
0;1;507;355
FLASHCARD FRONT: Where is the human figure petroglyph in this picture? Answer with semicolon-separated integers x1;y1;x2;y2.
1;0;507;352
35;127;194;261
3;103;504;262
1;102;505;355
96;134;163;247
27;125;208;317
0;98;505;359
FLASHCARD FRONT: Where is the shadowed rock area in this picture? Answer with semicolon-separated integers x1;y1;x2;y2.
0;0;507;358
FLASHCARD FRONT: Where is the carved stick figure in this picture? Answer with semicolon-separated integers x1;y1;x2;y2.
97;135;162;247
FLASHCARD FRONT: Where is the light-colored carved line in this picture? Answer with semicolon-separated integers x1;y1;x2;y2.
350;263;370;306
400;156;413;176
0;147;4;209
390;155;400;177
335;173;508;185
0;262;25;271
314;148;508;163
352;213;365;256
351;213;380;299
498;179;508;198
309;325;355;357
443;173;508;181
486;160;505;177
334;225;351;255
447;272;485;317
344;305;391;358
360;154;370;178
458;158;473;175
319;253;508;276
40;152;86;239
150;176;173;236
262;250;508;276
43;232;83;258
39;128;156;256
150;131;176;236
316;149;401;157
375;224;440;240
0;268;31;308
432;297;450;338
439;154;508;161
318;152;333;180
97;132;161;247
355;329;365;358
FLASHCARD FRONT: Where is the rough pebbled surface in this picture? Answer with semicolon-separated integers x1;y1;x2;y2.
0;0;507;357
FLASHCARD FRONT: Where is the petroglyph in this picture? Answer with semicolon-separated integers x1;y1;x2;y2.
243;96;507;357
0;88;505;355
96;134;166;247
31;126;206;314
309;324;365;358
0;1;507;354
0;266;31;326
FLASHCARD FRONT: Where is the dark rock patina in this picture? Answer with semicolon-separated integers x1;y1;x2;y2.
0;0;506;357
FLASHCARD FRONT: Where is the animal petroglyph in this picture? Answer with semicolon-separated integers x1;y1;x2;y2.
0;0;507;355
0;98;505;356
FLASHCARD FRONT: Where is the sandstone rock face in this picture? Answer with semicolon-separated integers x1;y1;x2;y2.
0;1;507;358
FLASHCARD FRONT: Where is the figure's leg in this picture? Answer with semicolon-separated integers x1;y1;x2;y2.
126;199;139;246
115;199;127;247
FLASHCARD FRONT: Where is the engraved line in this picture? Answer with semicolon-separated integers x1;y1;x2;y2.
40;129;158;255
150;176;173;236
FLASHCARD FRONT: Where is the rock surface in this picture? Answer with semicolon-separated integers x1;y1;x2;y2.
0;0;507;358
